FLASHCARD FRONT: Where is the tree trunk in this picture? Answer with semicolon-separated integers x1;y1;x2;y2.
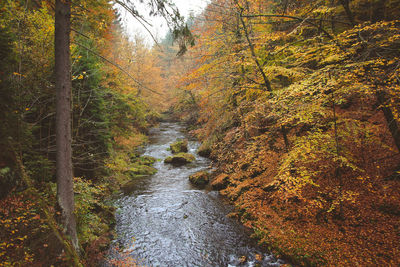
235;0;272;92
55;0;79;251
339;0;355;26
376;90;400;153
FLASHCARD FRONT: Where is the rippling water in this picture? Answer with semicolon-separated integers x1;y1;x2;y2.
107;122;284;267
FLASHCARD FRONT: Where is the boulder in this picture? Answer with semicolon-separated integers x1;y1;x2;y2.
125;164;157;177
189;171;210;187
170;139;188;154
211;173;230;190
164;152;195;166
197;142;212;158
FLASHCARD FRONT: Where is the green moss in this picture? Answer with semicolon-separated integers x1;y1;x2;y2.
164;152;195;165
73;178;112;245
170;139;188;154
197;142;212;158
137;155;156;166
189;171;210;187
125;164;157;177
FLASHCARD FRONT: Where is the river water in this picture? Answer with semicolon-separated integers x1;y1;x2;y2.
107;122;284;267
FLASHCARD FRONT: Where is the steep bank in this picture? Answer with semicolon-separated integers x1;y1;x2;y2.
169;4;400;265
205;121;400;266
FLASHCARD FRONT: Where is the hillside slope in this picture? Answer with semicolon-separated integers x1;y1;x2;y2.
171;0;400;265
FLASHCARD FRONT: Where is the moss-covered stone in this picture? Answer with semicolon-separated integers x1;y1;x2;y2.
125;164;157;177
211;173;230;190
197;142;212;158
164;152;195;166
189;171;210;187
170;139;188;154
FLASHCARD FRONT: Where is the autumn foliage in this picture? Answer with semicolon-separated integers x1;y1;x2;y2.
0;0;164;265
169;0;400;265
2;0;400;265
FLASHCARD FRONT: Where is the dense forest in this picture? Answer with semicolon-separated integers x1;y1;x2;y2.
1;0;400;266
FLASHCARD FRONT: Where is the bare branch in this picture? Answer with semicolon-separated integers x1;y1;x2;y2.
242;13;334;40
114;0;164;51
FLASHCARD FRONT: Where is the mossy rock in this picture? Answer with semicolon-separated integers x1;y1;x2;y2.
125;165;157;177
211;173;230;190
170;139;188;154
197;142;212;158
136;155;156;166
164;152;195;166
189;171;210;187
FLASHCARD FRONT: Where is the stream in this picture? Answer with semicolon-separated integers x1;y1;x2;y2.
107;122;284;267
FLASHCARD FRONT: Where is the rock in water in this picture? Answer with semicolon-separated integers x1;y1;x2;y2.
124;165;157;177
189;171;210;187
170;139;188;154
197;142;212;158
164;152;195;166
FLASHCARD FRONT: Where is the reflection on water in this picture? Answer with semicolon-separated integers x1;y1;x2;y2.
107;123;284;267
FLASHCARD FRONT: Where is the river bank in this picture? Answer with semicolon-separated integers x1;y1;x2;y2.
199;121;400;266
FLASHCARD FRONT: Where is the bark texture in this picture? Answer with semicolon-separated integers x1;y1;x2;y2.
55;0;79;251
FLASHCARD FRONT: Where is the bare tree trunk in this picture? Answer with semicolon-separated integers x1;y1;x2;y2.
339;0;355;26
55;0;79;252
235;0;272;92
282;0;289;15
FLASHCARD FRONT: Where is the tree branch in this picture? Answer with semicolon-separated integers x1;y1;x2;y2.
234;1;273;92
114;0;164;51
242;13;334;40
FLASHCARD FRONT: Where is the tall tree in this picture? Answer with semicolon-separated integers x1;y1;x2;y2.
55;0;78;251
